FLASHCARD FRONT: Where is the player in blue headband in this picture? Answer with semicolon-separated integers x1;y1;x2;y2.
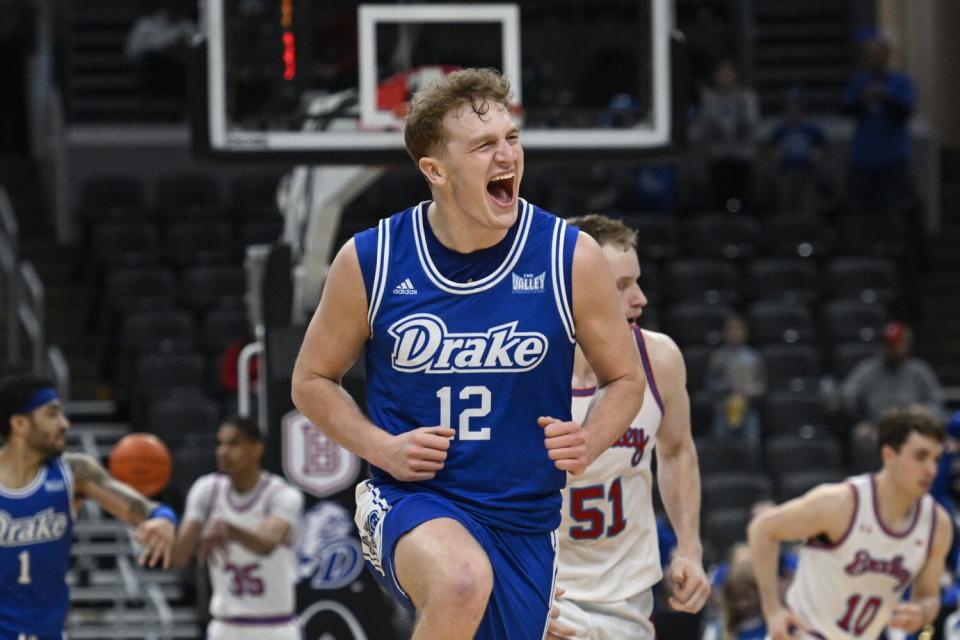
0;373;178;640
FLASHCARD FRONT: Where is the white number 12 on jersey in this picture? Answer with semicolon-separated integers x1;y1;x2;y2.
437;386;491;440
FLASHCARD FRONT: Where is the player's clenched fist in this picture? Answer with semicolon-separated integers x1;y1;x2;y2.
538;416;589;475
379;426;455;482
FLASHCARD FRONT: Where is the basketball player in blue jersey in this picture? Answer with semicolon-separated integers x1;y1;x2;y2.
0;374;178;640
549;215;710;639
291;68;646;639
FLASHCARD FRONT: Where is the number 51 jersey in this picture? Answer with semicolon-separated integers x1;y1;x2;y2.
354;200;578;533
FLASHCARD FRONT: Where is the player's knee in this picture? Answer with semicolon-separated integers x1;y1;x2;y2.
430;554;493;611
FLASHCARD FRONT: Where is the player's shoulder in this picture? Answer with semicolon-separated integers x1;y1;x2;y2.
265;471;297;491
931;501;954;545
265;472;303;497
638;328;683;373
803;478;857;508
189;472;223;492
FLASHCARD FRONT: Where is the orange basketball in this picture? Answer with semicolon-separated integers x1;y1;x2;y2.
108;433;172;497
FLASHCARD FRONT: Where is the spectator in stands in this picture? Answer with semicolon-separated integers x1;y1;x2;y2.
842;321;945;468
766;88;827;215
690;59;760;213
843;35;916;214
707;314;766;465
124;0;197;110
682;6;730;109
701;545;767;640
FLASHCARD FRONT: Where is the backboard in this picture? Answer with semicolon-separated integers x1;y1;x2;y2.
197;0;679;163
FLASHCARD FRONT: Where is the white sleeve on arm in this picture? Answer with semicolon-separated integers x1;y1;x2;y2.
183;475;217;524
268;484;305;526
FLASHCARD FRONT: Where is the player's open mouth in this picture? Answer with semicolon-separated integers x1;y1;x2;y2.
486;171;515;207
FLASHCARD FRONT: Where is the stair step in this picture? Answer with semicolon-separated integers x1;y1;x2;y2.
756;23;848;41
753;1;848;17
755;66;850;84
70;74;140;91
756;43;850;63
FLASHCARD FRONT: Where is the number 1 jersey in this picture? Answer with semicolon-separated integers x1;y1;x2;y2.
354;200;578;532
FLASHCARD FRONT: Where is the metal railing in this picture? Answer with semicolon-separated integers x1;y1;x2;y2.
0;185;70;394
0;187;19;362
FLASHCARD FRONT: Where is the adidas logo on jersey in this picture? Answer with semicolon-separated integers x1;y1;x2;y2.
393;278;418;295
388;313;548;373
0;507;69;546
512;272;546;293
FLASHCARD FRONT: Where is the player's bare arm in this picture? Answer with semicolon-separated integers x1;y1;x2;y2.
65;452;175;568
540;233;645;474
171;519;203;570
221;515;291;556
748;483;855;639
291;239;454;481
889;503;953;633
648;331;710;614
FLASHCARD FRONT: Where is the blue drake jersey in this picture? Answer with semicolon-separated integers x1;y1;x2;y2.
355;200;578;532
0;456;74;636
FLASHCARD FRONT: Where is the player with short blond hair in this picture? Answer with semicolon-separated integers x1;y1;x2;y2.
549;214;709;639
292;68;646;639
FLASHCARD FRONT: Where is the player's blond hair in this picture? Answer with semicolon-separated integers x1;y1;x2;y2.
404;68;512;163
566;214;637;251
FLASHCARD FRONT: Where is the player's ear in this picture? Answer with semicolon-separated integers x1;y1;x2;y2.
418;156;445;186
880;443;896;465
9;414;30;437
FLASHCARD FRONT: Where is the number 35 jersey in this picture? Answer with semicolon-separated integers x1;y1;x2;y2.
354;200;578;533
183;472;304;620
558;326;664;602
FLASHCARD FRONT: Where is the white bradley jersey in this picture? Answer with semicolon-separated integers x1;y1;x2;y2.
184;472;304;621
558;326;664;602
786;474;937;640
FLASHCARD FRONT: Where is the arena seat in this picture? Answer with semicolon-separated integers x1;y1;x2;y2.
664;302;732;347
704;507;751;560
156;172;223;221
163;220;237;267
684;213;761;259
146;393;221;446
91;221;161;268
824;257;899;305
78;175;149;224
821;300;887;344
103;266;177;313
746;258;819;305
696;438;756;476
681;345;712;391
831;341;879;379
764;436;842;475
180;265;247;311
764;215;832;259
120;309;195;355
665;260;741;306
746;301;815;345
777;469;844;502
762;390;828;439
701;473;772;511
761;344;821;391
622;214;678;260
